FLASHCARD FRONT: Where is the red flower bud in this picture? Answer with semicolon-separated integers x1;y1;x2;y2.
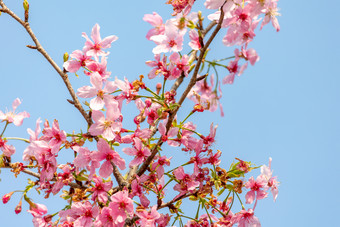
2;192;14;204
15;200;22;214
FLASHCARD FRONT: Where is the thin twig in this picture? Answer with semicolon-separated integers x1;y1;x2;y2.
0;166;85;189
135;1;227;179
0;2;92;127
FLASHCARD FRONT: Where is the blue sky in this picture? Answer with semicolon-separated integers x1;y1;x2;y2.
0;0;339;226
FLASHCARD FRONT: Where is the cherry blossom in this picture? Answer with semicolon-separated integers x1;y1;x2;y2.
82;24;118;59
89;100;122;141
0;98;29;126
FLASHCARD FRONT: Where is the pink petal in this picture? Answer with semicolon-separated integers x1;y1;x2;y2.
91;24;102;44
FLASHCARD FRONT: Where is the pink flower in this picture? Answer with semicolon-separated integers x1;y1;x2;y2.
91;176;113;203
232;209;261;227
240;47;260;66
159;120;179;146
201;123;217;147
260;1;281;32
244;176;268;205
82;24;118;59
151;20;184;54
173;166;200;196
114;77;137;103
32;215;53;227
92;138;126;178
261;157;279;201
168;0;195;16
109;190;134;226
52;164;74;195
27;203;48;217
23;118;42;161
0;98;30;126
41;119;67;149
137;205;161;227
63;50;92;73
0;136;15;157
151;155;171;179
86;57;111;81
77;72;117;110
74;202;99;227
123;138;151;167
146;54;170;79
94;207;114;227
143;12;165;40
89;100;122;141
73;146;100;180
169;52;190;79
188;29;201;50
130;176;150;207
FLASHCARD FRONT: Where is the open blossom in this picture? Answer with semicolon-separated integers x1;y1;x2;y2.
86;57;111;81
109;190;134;226
60;201;99;227
82;24;118;59
232;209;261;227
123;138;151;167
92;138;126;178
0;137;15;157
27;203;48;217
159;120;179;146
91;176;113;203
244;176;268;205
94;207;115;227
261;157;279;201
137;205;161;226
77;72;117;110
63;50;92;73
189;74;224;116
145;54;170;79
173;166;200;196
89;100;122;141
52;164;74;195
41;119;67;148
167;0;195;16
188;29;201;50
0;98;29;126
143;12;165;40
260;0;281;32
169;52;190;79
73;146;100;180
150;20;184;54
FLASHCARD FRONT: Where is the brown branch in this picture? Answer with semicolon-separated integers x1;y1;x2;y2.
110;161;127;189
134;1;227;180
0;1;92;127
170;20;217;92
0;165;85;189
124;189;200;226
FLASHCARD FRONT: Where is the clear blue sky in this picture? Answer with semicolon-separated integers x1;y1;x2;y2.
1;0;339;226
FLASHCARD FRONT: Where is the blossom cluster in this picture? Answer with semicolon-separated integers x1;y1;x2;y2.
0;0;280;226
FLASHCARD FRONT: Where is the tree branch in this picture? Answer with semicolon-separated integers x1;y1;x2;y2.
0;165;85;189
0;1;92;127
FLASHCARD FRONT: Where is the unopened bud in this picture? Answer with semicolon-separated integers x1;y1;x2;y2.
63;52;69;62
23;0;29;11
198;11;202;20
15;200;22;214
2;192;14;204
156;83;162;95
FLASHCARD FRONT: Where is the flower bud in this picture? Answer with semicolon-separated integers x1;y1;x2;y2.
156;83;162;95
2;192;14;204
15;200;22;214
23;0;29;11
63;52;69;62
